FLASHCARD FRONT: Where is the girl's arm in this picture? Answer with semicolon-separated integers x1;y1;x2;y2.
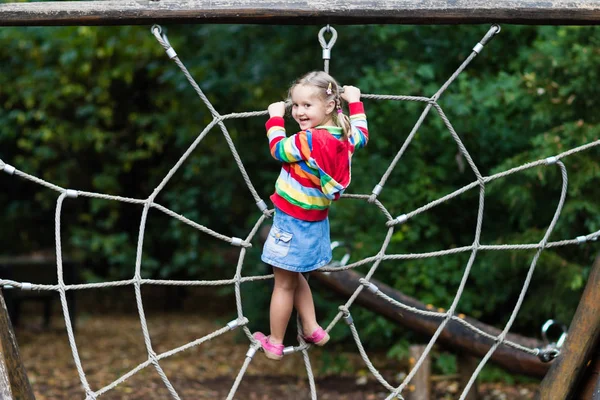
348;102;368;149
265;101;310;163
342;86;368;149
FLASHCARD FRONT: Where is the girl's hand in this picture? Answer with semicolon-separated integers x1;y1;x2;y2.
268;101;286;118
341;86;361;103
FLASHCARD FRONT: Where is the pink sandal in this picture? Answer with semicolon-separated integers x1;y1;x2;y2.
253;332;284;360
303;327;330;346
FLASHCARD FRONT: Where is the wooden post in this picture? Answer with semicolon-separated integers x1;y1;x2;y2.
578;346;600;399
0;0;599;26
535;255;600;400
458;354;480;400
406;345;431;400
0;289;36;400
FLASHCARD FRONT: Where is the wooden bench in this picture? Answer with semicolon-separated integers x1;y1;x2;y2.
0;256;78;329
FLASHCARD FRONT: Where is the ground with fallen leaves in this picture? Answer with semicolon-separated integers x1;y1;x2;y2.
12;288;538;399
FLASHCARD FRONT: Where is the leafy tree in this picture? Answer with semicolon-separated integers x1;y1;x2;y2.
0;22;598;355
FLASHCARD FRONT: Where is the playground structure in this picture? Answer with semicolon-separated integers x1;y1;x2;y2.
1;1;600;399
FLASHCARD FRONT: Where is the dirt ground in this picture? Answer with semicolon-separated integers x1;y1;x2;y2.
10;289;538;400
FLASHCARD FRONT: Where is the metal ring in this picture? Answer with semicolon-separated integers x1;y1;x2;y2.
330;241;351;267
541;319;568;346
151;24;162;35
318;25;338;50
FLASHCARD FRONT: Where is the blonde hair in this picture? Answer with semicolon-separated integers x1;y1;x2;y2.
287;71;352;140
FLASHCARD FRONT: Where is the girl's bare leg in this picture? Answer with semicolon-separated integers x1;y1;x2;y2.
294;273;320;336
269;267;299;344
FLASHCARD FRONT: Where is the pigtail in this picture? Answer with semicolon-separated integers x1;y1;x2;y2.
334;97;352;140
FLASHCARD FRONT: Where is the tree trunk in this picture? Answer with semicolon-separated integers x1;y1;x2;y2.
312;269;549;378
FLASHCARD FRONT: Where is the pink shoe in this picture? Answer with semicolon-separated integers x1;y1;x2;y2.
303;327;330;346
253;332;284;360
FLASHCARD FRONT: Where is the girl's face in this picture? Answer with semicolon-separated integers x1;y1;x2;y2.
290;84;335;131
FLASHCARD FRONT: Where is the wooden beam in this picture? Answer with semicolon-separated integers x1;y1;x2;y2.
313;269;550;378
535;255;600;400
0;290;36;400
0;1;599;27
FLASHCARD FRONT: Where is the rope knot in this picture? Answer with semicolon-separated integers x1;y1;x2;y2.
148;350;159;365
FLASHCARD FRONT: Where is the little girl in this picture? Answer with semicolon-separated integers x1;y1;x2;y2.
253;71;369;360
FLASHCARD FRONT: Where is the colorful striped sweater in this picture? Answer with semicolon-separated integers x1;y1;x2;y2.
265;102;369;221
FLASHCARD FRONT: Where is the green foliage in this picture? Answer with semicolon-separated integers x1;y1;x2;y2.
1;22;598;371
433;352;457;376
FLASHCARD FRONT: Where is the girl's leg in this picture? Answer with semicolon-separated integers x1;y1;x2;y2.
294;273;320;336
269;267;299;344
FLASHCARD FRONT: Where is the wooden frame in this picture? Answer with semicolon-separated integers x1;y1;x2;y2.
0;290;35;400
535;255;600;399
0;0;599;27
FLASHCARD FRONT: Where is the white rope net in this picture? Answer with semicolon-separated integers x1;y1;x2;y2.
0;24;599;400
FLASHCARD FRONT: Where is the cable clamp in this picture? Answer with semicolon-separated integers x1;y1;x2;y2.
576;235;587;244
152;25;177;59
322;49;331;60
283;346;295;355
66;189;79;198
2;163;15;175
372;184;383;196
227;318;246;330
166;47;177;59
256;199;268;212
367;282;379;293
230;237;244;247
545;156;558;165
21;282;33;290
473;43;484;54
246;346;257;358
395;214;408;225
360;279;379;294
344;312;354;326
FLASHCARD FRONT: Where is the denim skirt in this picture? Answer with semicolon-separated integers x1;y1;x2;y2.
261;207;332;273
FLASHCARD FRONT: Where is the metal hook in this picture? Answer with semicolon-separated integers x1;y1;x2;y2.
151;24;162;35
318;25;338;52
324;241;351;274
541;319;568;348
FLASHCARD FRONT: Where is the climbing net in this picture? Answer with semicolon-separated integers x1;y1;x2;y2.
1;24;599;400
